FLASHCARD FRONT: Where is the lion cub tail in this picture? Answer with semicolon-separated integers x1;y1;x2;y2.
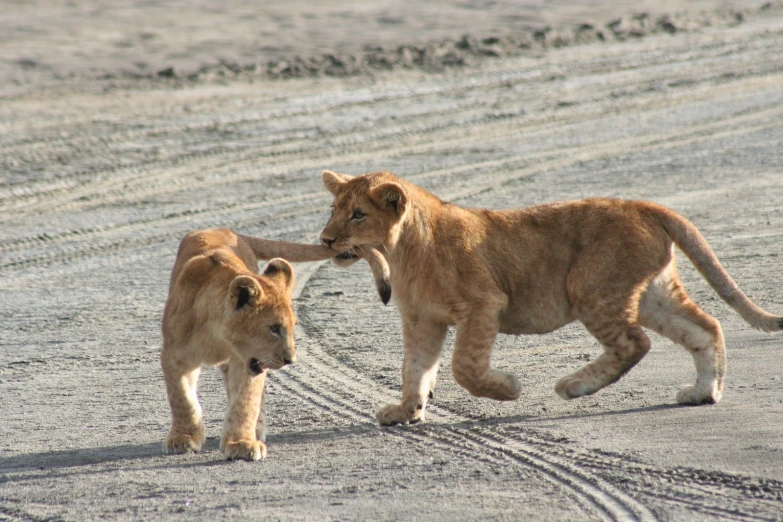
238;234;336;263
362;247;392;305
657;207;783;333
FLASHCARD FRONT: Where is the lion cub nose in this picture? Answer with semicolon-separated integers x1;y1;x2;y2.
321;237;335;249
283;355;296;366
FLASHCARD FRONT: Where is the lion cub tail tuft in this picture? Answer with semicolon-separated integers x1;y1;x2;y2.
362;246;392;305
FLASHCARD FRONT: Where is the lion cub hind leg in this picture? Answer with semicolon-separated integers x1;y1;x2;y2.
555;319;651;401
220;359;267;461
639;265;726;405
377;320;447;426
451;312;522;402
161;355;206;454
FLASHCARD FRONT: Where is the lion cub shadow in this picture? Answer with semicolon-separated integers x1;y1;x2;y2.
0;441;172;473
458;403;684;428
387;403;684;435
0;424;383;476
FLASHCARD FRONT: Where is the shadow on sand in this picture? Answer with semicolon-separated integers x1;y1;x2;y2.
0;422;382;478
0;403;684;482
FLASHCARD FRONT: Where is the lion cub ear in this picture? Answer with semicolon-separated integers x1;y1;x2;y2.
370;182;407;216
263;258;296;295
322;170;354;196
229;275;263;310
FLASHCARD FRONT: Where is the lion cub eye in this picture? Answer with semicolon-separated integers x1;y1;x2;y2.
269;324;282;336
350;210;366;222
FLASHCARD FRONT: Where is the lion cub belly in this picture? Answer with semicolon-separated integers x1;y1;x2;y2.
498;300;575;335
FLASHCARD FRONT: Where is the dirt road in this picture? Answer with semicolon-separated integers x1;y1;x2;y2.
1;2;782;520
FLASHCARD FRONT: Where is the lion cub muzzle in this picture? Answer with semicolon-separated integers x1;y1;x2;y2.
248;358;269;376
319;237;392;304
320;236;360;264
248;352;295;376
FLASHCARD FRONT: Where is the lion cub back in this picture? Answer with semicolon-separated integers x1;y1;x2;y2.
167;228;258;294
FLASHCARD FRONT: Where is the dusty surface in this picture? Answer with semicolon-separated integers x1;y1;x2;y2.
2;1;783;520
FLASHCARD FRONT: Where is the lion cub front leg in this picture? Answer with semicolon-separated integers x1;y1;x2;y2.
221;359;267;461
161;348;206;454
218;362;266;443
377;319;447;426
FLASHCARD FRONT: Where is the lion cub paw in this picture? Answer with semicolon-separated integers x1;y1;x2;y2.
222;439;267;461
676;385;721;405
376;403;422;426
164;432;205;454
503;373;523;400
554;375;592;400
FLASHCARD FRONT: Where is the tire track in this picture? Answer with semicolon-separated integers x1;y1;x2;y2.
4;91;780;279
481;430;783;521
287;265;783;521
5;66;781;224
3;18;780;158
4;64;775;218
427;99;783;203
3;81;778;236
271;334;653;522
0;28;768;157
0;206;328;281
3;66;783;236
268;276;658;521
3;30;781;218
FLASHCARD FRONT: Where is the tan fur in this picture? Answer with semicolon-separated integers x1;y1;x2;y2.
319;170;783;425
161;228;328;460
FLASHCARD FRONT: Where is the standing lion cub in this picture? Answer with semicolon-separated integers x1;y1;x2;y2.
161;228;336;460
319;170;782;426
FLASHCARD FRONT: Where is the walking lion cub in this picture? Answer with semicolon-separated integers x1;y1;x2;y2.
319;170;782;426
161;229;335;460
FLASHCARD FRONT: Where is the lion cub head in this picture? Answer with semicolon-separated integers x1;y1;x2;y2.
222;259;297;375
320;170;408;266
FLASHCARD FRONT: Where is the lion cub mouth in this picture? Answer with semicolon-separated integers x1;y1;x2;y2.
248;358;268;376
336;251;359;260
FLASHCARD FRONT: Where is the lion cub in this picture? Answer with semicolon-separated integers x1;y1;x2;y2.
319;170;783;426
161;228;335;460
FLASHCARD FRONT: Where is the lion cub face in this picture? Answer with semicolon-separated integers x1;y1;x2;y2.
224;260;297;375
320;170;407;265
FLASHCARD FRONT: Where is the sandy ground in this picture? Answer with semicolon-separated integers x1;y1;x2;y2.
1;1;783;521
